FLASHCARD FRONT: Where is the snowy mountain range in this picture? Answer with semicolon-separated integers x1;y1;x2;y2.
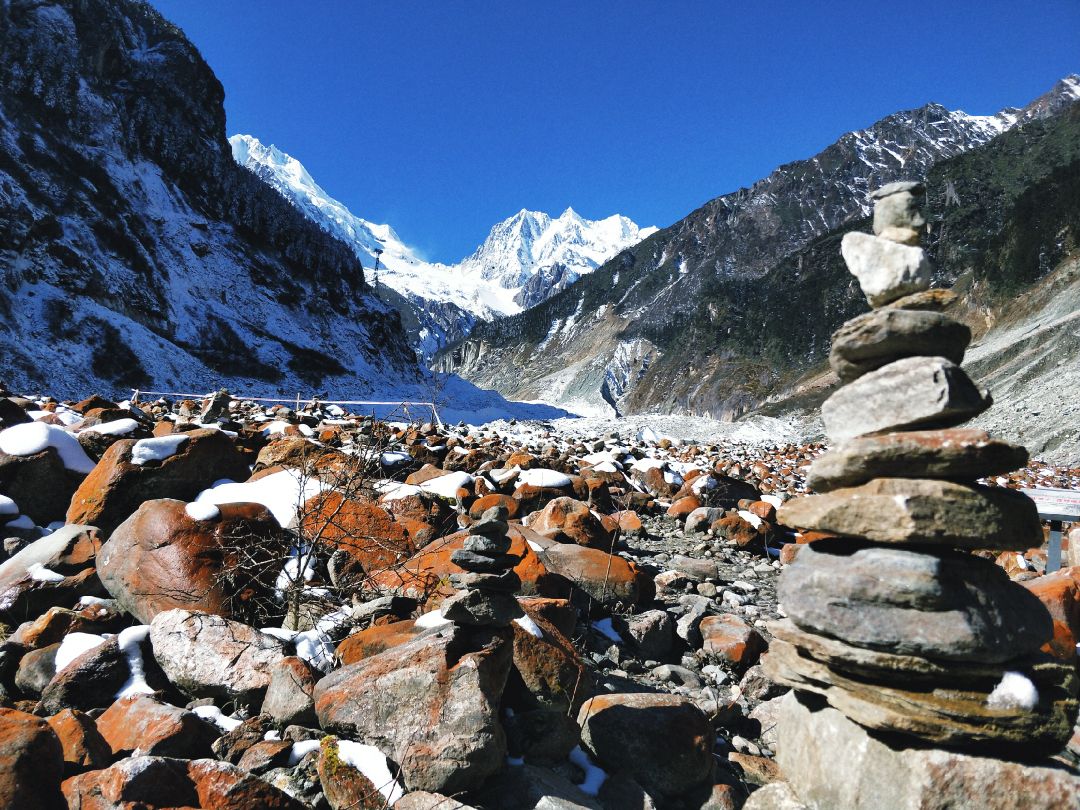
230;134;655;359
440;76;1080;418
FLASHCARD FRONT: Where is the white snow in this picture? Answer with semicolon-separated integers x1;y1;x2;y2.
760;494;784;509
380;451;411;466
418;471;474;499
193;704;243;733
0;422;96;473
79;418;139;436
130;434;188;465
195;468;326;528
184;501;221;522
54;632;106;672
569;745;608;795
5;515;34;530
0;495;16;515
986;671;1039;711
738;510;764;530
335;740;405;805
516;469;572;489
287;739;321;766
414;609;453;630
27;562;65;582
116;625;155;699
513;614;544;639
265;607;353;672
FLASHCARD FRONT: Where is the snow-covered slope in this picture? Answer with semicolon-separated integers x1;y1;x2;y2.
229;134;655;358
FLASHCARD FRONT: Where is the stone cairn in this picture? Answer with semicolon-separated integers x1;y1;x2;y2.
763;184;1079;784
441;505;524;627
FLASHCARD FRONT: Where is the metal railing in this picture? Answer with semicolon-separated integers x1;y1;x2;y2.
129;389;443;428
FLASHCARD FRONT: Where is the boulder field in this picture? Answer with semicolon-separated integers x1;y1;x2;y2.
0;387;1076;808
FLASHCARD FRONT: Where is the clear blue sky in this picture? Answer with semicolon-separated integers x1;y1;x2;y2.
148;0;1078;263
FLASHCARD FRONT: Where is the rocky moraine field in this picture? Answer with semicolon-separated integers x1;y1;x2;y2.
1;181;1079;810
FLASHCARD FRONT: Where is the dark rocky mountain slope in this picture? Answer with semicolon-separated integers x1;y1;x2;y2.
0;0;421;398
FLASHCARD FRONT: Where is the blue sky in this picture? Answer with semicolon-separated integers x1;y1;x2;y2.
149;1;1078;263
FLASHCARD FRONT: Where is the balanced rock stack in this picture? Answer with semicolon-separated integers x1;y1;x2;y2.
762;183;1080;806
441;505;525;627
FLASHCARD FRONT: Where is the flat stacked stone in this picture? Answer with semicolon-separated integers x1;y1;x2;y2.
766;181;1079;770
441;506;524;627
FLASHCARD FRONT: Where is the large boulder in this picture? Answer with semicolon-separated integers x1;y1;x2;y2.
45;709;111;777
778;543;1052;662
61;755;307;809
0;422;94;525
299;491;414;579
98;499;283;623
528;497;610;549
775;691;1080;810
95;695;218;759
0;707;66;810
777;478;1042;551
507;606;591;713
0;525;103;622
538;543;653;611
149;609;288;706
315;623;512;795
577;693;714;800
262;656;319;726
369;525;564;602
1024;566;1080;661
67;428;252;535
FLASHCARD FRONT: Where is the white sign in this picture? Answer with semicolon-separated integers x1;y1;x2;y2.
1021;487;1080;522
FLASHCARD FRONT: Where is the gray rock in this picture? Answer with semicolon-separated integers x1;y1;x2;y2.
840;232;931;307
667;554;720;582
685;507;725;534
828;309;970;383
14;643;58;697
871;182;926;236
777;543;1050;661
262;656;318;726
763;636;1077;754
440;587;523;627
652;664;704;688
748;694;788;751
395;792;478;810
806;429;1028;492
149;609;287;706
821;356;991;442
314;623;511;795
675;595;713;646
611;609;675;661
578;692;714;799
743;781;808;810
777;478;1042;551
775;691;1080;810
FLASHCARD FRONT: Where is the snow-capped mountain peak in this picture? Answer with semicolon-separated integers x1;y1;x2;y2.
460;206;657;293
230;135;654;359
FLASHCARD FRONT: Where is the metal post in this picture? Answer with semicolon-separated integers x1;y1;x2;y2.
1048;520;1063;574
